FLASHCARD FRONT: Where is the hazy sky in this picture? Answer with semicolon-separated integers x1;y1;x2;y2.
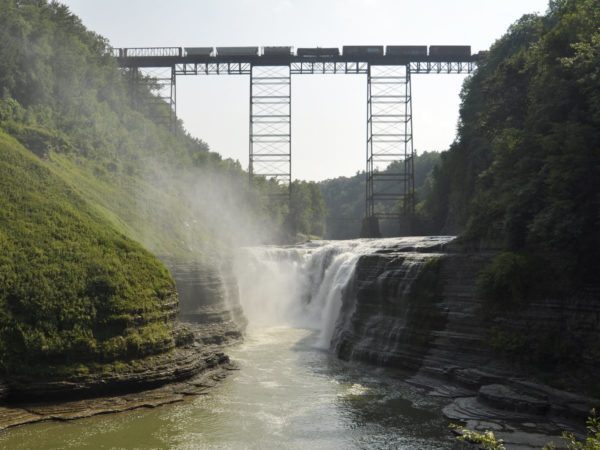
62;0;549;181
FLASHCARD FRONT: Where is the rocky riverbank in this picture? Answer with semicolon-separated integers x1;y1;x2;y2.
0;257;246;432
0;320;241;432
329;240;599;445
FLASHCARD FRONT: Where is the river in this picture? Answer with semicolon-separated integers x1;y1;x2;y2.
0;325;460;449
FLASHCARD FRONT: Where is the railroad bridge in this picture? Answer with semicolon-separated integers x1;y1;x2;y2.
114;45;479;236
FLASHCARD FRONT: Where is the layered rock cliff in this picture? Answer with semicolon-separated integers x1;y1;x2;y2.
330;243;600;428
169;257;246;347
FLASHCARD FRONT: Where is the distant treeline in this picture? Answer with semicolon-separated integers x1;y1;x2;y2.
318;151;441;239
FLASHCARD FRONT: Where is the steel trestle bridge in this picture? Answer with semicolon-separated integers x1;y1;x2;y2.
114;45;479;236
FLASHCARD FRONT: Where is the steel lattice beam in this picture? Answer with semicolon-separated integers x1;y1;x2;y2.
366;65;414;221
127;66;177;129
249;66;292;197
174;62;251;75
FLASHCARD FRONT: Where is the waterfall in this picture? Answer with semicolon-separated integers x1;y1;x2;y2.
234;237;454;351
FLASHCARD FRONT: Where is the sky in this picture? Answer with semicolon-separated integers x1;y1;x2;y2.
62;0;549;181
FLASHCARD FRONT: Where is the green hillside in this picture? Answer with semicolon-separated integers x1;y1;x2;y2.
0;0;326;389
0;0;277;388
0;130;176;380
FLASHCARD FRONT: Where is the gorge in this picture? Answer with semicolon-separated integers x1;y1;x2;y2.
1;237;597;448
1;0;599;448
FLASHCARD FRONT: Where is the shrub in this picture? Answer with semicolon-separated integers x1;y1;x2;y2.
476;252;535;310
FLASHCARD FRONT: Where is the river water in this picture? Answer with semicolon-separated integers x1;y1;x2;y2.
0;326;459;449
0;238;462;449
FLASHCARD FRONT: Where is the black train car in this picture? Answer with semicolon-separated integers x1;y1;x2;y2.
297;47;340;57
386;45;427;57
342;46;384;57
473;50;489;60
185;47;213;57
215;47;259;56
263;46;293;56
428;45;471;58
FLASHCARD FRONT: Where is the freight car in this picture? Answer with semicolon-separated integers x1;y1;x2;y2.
121;47;182;57
473;50;489;60
342;45;384;57
428;45;471;58
184;47;213;57
215;46;259;56
385;45;427;57
263;46;293;56
296;47;340;57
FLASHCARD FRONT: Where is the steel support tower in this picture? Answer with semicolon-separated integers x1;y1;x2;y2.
249;66;292;196
366;65;414;221
120;48;178;129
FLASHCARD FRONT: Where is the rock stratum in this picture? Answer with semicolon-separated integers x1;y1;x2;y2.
328;240;599;441
0;257;245;431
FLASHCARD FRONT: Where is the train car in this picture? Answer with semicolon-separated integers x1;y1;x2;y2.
263;46;293;56
297;47;340;57
428;45;471;58
473;50;489;60
215;46;259;56
184;47;213;57
122;47;182;58
385;45;427;57
342;45;384;57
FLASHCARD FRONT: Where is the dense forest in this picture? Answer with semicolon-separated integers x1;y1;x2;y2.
413;0;600;380
418;0;599;289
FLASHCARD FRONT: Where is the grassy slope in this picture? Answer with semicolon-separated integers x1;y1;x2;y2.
0;130;176;379
47;153;211;258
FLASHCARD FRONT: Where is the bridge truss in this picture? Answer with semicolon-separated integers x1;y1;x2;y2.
117;50;476;234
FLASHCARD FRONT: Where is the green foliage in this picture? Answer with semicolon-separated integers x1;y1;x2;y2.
554;409;600;450
0;0;296;384
0;0;285;255
476;252;535;309
0;131;176;378
408;258;443;304
453;410;600;450
449;423;506;450
421;0;600;286
287;180;326;238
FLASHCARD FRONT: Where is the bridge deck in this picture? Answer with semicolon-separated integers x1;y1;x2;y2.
117;55;478;74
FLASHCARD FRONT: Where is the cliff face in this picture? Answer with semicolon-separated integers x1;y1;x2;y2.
170;257;246;347
332;246;600;422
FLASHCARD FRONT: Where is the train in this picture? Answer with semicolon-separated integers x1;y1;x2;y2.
263;46;293;56
343;45;384;57
215;46;259;56
428;45;471;58
386;45;427;57
117;45;474;59
297;47;340;57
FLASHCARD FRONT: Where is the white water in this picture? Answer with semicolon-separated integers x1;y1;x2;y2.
234;236;454;350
